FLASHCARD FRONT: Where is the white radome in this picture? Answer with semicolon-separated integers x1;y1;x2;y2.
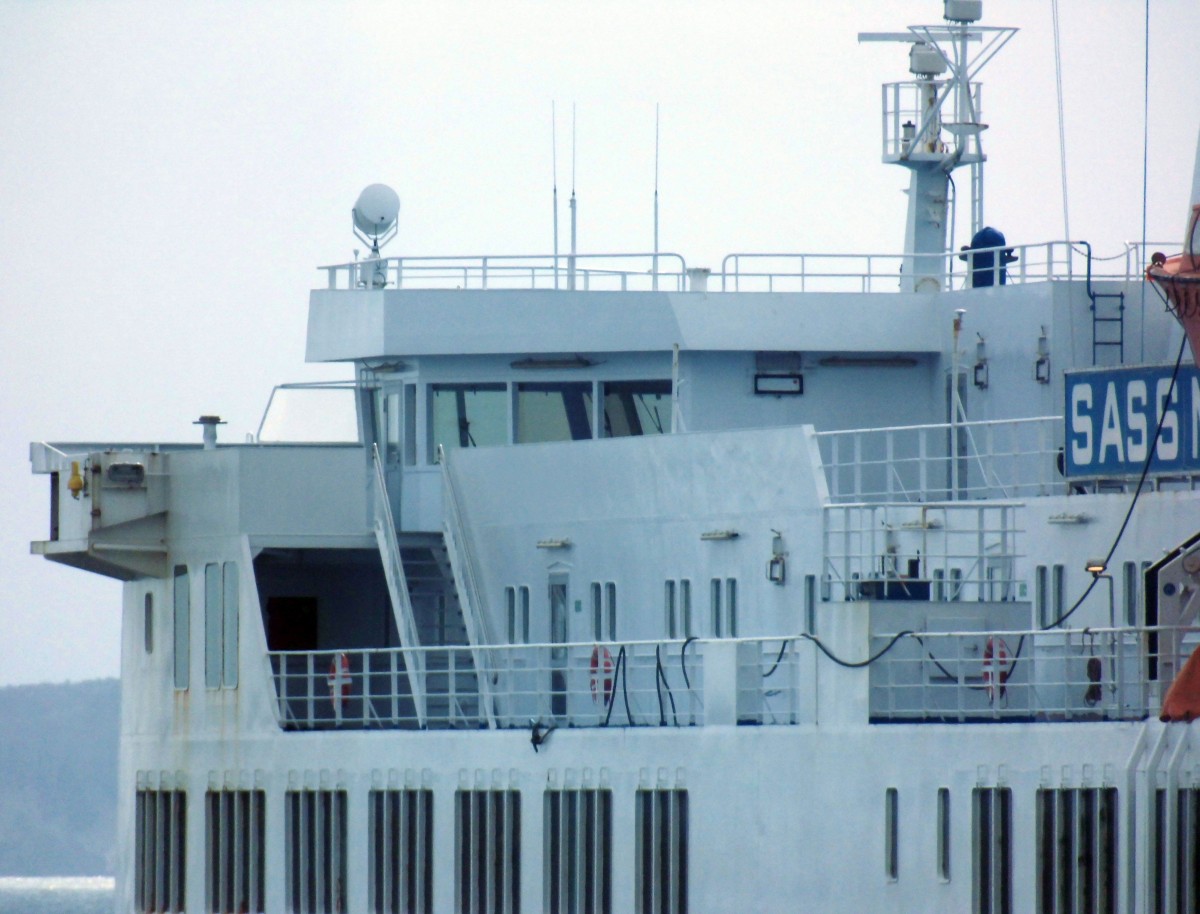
352;183;400;236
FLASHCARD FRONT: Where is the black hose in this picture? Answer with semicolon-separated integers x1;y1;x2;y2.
1045;327;1187;629
762;638;792;678
655;644;679;726
653;645;667;726
601;646;626;727
799;630;915;668
680;637;698;689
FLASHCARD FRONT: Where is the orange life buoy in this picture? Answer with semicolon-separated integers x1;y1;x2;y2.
981;637;1011;702
327;652;351;702
590;645;614;705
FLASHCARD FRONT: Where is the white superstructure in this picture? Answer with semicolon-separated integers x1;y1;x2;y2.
30;3;1200;913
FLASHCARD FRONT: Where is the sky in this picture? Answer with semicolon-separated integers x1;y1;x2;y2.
1;0;1197;686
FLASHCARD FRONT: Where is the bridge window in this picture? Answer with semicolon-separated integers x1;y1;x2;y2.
518;382;593;443
430;384;506;457
603;380;670;437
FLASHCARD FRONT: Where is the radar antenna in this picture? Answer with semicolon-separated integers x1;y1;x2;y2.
351;184;400;289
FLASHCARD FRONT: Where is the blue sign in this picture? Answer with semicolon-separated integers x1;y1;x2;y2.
1065;365;1200;477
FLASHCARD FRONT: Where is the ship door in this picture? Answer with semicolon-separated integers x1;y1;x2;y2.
549;574;569;718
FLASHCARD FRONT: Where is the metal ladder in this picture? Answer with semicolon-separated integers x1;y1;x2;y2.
1084;242;1125;364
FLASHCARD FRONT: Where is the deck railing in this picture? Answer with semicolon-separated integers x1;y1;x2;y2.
868;625;1197;723
816;416;1060;504
266;626;1192;729
266;637;811;731
317;242;1167;294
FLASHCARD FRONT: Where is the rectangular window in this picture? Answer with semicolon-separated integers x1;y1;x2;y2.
506;587;517;643
602;380;671;438
222;563;238;688
205;563;222;689
144;593;154;654
517;382;593;443
679;581;692;637
1052;564;1066;625
885;788;899;881
604;583;617;641
938;788;951;882
591;583;603;642
135;788;187;914
725;579;737;637
665;581;677;638
933;568;946;602
1036;565;1049;628
710;579;722;637
456;789;520;914
804;575;816;634
1123;561;1138;626
544;789;613;914
285;790;347;914
430;384;507;459
973;787;1012;914
173;566;190;690
519;586;531;643
369;789;433;914
404;384;417;466
1036;788;1116;914
206;789;265;914
635;789;687;914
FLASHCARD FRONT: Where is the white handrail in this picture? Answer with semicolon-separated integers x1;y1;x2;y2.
371;445;427;727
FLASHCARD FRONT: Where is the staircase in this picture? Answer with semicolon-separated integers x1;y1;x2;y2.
400;535;483;726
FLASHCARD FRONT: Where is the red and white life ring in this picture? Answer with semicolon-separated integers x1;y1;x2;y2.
982;637;1011;702
327;652;351;703
590;645;614;705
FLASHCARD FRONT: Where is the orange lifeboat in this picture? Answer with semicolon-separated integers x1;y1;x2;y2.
1147;204;1200;359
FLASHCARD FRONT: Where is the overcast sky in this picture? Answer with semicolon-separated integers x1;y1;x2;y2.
1;0;1197;686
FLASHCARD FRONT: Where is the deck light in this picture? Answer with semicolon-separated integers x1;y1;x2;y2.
1085;559;1107;575
536;539;571;549
701;530;739;541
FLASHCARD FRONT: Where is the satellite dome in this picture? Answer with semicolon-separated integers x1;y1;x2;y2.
353;184;400;237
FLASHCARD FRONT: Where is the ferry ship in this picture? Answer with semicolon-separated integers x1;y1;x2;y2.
29;2;1200;912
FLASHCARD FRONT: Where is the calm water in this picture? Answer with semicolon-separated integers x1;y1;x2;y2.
0;877;114;914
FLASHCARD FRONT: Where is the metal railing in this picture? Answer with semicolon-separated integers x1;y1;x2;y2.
264;637;811;731
317;242;1169;295
321;253;689;292
265;626;1189;729
719;242;1164;293
868;625;1198;723
823;501;1021;604
816;416;1059;504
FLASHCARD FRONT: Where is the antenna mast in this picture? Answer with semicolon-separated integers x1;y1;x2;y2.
569;104;578;291
859;2;1015;292
552;102;559;290
654;104;661;292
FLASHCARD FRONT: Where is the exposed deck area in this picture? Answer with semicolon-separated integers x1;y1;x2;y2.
266;625;1194;732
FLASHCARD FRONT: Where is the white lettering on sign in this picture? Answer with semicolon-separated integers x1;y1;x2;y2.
1071;384;1093;465
1099;382;1125;464
1156;378;1179;461
1126;380;1148;464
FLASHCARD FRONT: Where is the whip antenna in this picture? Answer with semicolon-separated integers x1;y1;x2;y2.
654;103;661;291
552;102;560;289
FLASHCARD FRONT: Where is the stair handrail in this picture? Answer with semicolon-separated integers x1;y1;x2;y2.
371;444;428;727
439;446;499;728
